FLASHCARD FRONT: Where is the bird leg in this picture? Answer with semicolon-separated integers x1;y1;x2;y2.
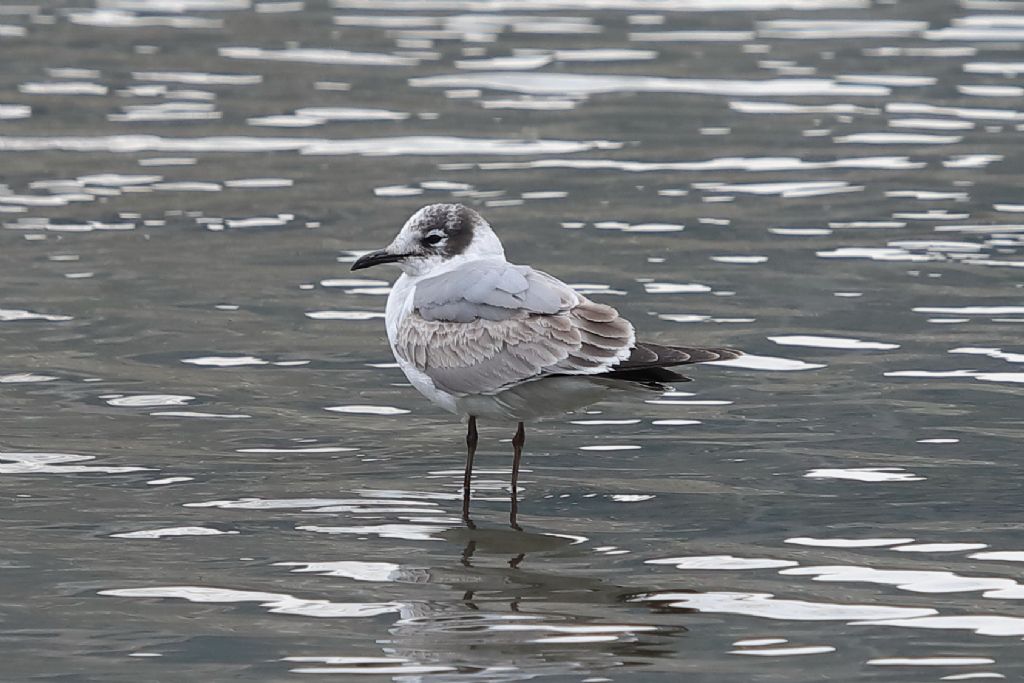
510;421;525;529
462;416;478;521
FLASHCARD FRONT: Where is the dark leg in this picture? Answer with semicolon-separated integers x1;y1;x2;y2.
510;421;525;529
462;416;478;521
460;539;477;568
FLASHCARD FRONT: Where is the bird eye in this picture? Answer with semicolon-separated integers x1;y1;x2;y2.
423;233;444;246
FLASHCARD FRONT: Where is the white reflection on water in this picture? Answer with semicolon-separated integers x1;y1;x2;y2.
98;1;251;11
187;497;369;509
0;373;57;383
733;638;789;647
806;467;925;482
781;565;1024;597
0;135;618;156
111;526;238;539
220;46;419;66
249;107;409;128
132;71;261;85
554;48;657;61
489;622;658;644
109;102;221;123
456;54;553;71
949;347;1024;364
711;354;825;371
768;335;900;350
973;551;1024;563
299;524;448;542
633;526;1024;657
68;10;222;29
834;133;962;145
712;255;768;264
477;155;921;172
965;62;1024;76
693;180;862;197
756;19;927;39
892;543;988;553
0;308;73;322
325;405;411;415
730;100;879;114
944;154;1003;168
647;555;799;570
868;657;995;666
632;29;754;41
146;476;194;486
275;560;413;582
644;282;711;294
284;657;456;675
731;645;836;656
0;105;31;119
786;537;915;548
334;1;871;12
595;221;683;233
856;615;1024;638
817;246;939;262
306;310;386;320
99;586;403;618
838;74;936;87
105;394;196;407
888;102;1024;121
633;591;936;621
413;72;890;97
19;82;109;96
927;26;1024;41
0;452;151;474
182;355;269;366
890;118;975;131
236;446;357;453
151;411;251;418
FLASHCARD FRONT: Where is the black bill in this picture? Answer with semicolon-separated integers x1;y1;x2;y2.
350;249;406;271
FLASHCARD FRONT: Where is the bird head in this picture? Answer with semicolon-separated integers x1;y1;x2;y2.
351;203;505;276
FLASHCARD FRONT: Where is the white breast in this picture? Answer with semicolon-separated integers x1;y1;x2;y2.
385;273;461;415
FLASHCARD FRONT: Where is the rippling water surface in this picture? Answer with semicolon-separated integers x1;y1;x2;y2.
3;0;1024;680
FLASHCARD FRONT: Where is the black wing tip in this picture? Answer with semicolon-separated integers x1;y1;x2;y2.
598;342;741;385
713;348;743;362
616;343;742;371
595;344;740;385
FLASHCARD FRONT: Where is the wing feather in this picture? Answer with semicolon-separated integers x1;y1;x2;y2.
397;261;635;395
397;260;737;397
414;260;568;321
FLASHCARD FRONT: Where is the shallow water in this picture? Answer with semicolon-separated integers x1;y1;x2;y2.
3;0;1024;680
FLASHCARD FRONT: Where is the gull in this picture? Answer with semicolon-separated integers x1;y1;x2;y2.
352;203;740;526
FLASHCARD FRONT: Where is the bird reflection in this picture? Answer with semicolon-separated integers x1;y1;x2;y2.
370;524;685;680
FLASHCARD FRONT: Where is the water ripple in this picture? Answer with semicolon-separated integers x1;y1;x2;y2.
99;586;403;619
0;308;72;322
0;135;618;156
412;73;890;97
0;452;150;474
633;591;936;621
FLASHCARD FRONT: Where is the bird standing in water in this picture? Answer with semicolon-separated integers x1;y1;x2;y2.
352;204;739;527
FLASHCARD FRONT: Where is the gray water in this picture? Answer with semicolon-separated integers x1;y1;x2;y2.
2;0;1024;680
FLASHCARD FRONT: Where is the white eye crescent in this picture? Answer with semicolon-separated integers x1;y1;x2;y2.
423;233;444;246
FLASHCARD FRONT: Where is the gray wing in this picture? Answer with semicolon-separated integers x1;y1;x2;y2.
396;261;635;395
412;260;565;322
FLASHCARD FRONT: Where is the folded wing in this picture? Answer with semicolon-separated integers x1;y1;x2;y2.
396;260;635;395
